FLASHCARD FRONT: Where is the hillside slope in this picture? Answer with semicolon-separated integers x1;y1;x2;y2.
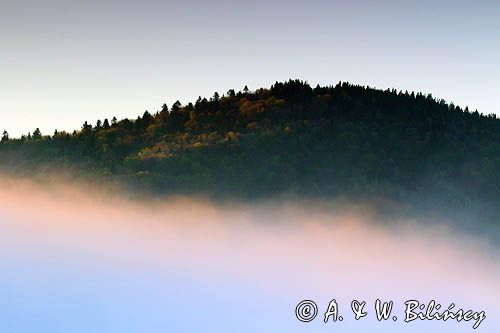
1;80;499;228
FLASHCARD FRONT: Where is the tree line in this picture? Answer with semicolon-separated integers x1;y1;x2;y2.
1;80;499;231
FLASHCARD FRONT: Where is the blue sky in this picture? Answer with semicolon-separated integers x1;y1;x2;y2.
1;0;499;136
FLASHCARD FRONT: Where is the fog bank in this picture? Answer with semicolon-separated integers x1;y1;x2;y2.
0;177;498;332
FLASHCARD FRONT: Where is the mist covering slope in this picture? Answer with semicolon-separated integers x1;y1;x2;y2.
0;80;499;231
1;80;500;332
0;177;499;332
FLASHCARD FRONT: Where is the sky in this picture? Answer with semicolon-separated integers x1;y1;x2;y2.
1;0;499;137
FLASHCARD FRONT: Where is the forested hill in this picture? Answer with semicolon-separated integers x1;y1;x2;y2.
1;80;500;227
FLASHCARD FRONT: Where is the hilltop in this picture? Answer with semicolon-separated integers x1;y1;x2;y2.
1;80;499;229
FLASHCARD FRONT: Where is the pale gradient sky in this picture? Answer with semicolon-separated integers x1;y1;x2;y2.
1;0;499;137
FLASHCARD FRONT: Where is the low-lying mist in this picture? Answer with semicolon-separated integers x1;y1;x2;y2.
0;176;498;332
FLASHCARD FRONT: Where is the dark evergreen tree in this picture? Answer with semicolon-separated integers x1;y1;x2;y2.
1;130;8;143
32;128;42;140
103;119;110;130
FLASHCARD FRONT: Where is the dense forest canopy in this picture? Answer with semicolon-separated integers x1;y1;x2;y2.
1;80;499;230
